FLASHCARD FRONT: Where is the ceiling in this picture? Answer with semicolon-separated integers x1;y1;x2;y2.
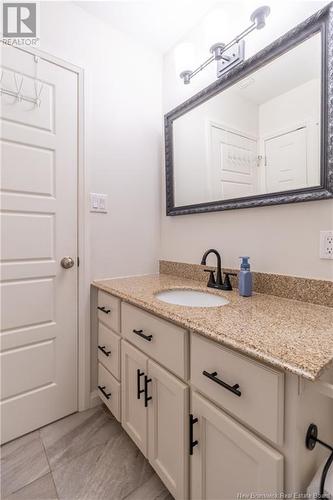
76;0;219;53
231;31;321;105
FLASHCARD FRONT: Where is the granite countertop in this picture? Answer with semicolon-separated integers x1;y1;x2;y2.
93;274;333;381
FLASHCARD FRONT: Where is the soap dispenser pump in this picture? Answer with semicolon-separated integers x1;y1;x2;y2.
239;256;252;297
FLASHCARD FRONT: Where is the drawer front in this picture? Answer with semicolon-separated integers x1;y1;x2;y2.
98;362;121;421
121;302;188;380
97;290;120;333
98;322;121;380
191;333;284;444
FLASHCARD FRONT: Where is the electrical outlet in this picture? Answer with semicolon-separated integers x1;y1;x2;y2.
320;230;333;259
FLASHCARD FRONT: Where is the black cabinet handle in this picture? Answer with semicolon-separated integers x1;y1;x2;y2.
137;369;145;400
202;370;241;397
98;385;111;399
98;345;111;357
189;414;198;455
133;329;153;342
98;306;111;314
144;375;152;407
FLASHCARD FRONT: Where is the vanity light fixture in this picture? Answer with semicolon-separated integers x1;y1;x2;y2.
179;5;270;84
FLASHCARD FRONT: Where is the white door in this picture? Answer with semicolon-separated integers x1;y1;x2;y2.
121;340;148;455
0;46;78;443
210;124;258;200
148;359;189;500
264;127;307;192
191;392;283;500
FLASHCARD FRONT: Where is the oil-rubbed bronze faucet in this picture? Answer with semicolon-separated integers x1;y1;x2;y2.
201;249;236;291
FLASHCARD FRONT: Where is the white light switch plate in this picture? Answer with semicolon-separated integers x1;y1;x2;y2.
320;230;333;259
90;193;108;213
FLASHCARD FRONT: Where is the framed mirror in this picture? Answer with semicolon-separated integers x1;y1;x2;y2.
164;4;333;215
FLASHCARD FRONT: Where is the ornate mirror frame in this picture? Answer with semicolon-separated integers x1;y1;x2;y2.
164;4;333;216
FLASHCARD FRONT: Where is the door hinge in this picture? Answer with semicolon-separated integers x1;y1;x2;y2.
77;257;80;267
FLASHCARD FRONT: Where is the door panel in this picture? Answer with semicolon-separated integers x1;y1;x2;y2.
1;279;54;331
265;127;307;192
148;359;189;500
191;392;283;500
121;340;148;455
0;45;78;443
1;340;55;399
210;125;258;199
1;213;54;260
1;139;54;195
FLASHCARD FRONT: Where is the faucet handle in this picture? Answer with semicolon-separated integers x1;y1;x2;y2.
204;269;216;287
222;272;237;291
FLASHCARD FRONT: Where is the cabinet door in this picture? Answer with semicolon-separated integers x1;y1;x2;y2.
121;340;148;455
191;392;283;500
148;359;189;500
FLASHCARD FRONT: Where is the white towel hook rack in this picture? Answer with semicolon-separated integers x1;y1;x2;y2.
0;70;43;107
14;73;24;102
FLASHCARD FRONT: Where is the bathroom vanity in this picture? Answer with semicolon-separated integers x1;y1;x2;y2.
92;273;333;500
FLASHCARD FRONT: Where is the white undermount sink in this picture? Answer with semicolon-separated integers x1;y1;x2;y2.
155;289;229;308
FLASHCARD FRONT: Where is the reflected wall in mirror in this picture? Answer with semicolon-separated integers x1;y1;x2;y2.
165;5;333;215
174;34;321;206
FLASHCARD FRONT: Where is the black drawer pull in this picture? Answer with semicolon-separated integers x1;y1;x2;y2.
98;345;111;357
189;414;198;455
98;385;111;399
202;370;241;397
144;375;152;407
137;369;145;400
97;306;111;314
133;329;153;342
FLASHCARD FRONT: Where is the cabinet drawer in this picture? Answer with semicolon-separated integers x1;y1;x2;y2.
191;333;284;444
122;302;188;380
98;362;121;421
97;290;120;333
98;322;121;380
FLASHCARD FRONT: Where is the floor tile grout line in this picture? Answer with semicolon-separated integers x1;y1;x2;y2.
121;468;171;500
44;440;108;475
121;464;154;500
38;409;112;474
3;472;55;499
39;429;59;499
1;431;52;498
2;408;172;500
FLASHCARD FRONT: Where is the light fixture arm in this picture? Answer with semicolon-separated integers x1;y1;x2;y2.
180;6;270;85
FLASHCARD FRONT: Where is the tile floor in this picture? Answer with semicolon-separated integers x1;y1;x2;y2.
1;405;173;500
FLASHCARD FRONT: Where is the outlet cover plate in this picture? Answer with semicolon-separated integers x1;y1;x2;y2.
90;193;108;213
320;230;333;259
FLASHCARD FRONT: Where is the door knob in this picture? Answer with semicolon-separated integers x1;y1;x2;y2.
61;256;74;269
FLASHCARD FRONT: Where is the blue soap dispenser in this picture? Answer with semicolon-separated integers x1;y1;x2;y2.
239;257;252;297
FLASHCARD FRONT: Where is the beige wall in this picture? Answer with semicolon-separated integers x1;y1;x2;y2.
40;2;162;281
38;2;162;394
161;1;333;280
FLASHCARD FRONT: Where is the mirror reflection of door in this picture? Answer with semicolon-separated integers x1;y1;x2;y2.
210;125;258;200
264;122;320;193
265;127;307;192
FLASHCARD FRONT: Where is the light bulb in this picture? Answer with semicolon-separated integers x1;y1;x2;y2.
203;7;232;49
174;42;195;76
